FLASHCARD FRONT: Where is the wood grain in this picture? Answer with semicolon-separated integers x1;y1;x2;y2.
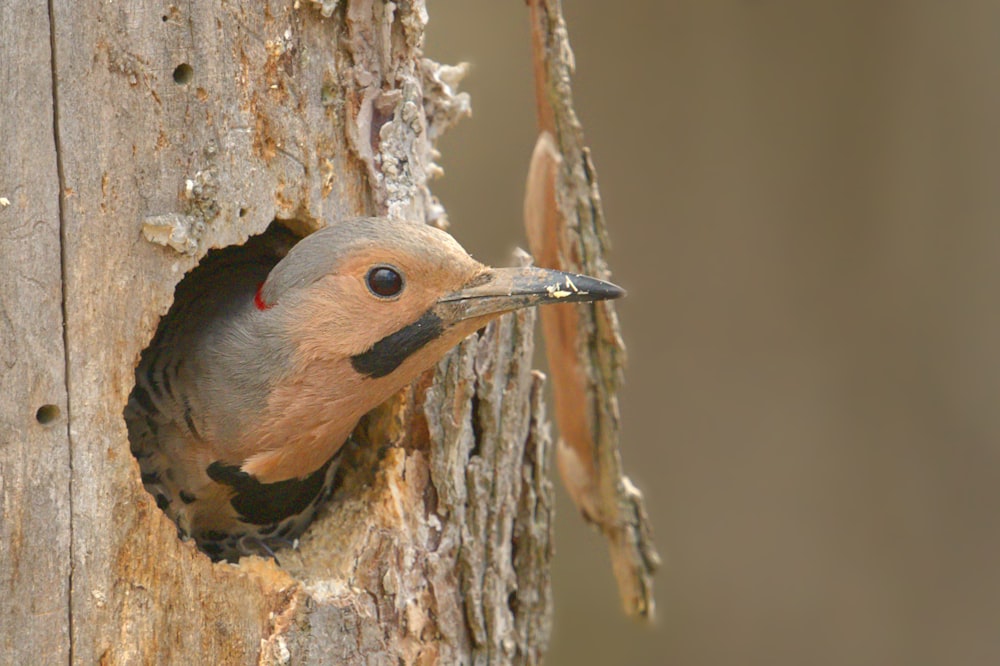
0;2;71;663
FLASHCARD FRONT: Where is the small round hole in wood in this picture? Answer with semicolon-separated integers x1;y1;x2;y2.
173;63;194;85
36;404;61;425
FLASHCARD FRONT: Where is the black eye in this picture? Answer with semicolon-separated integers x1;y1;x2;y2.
366;266;404;298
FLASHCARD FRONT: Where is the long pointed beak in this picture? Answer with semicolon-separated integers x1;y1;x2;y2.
435;266;625;324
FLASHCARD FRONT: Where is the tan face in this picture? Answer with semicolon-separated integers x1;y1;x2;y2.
243;232;488;480
286;241;487;363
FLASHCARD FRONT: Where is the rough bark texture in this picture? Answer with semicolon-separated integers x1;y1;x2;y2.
525;0;660;619
2;0;555;663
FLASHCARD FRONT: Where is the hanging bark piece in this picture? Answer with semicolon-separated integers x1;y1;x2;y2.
524;0;661;620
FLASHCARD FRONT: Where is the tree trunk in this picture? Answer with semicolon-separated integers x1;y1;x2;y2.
1;1;555;663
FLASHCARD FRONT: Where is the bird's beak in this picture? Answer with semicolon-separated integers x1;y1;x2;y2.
435;266;625;324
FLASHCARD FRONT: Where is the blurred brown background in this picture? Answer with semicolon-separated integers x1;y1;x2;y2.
426;2;1000;664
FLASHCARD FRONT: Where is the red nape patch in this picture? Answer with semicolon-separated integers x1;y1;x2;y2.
254;283;271;311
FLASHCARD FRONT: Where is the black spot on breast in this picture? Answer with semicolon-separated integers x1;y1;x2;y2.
350;310;444;379
131;444;152;459
183;401;202;440
132;386;155;413
143;415;159;438
206;455;336;526
179;490;196;504
155;493;170;511
141;471;161;485
161;365;173;398
145;351;165;398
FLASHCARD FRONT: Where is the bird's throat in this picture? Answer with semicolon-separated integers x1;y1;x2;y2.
242;317;487;484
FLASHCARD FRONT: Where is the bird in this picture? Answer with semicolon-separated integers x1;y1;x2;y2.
125;217;624;562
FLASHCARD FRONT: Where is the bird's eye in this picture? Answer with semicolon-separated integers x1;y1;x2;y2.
366;266;404;298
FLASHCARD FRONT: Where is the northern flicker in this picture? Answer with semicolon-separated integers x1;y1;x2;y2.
126;217;623;561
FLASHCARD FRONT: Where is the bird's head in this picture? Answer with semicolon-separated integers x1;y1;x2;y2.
258;217;623;379
243;217;622;480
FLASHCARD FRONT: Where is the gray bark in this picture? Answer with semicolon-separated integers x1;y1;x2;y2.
0;2;71;663
2;0;554;663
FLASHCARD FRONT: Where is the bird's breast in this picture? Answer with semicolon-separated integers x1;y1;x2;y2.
238;357;366;483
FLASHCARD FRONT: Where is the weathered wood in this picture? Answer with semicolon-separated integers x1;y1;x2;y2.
0;1;72;663
14;0;552;662
525;0;660;620
51;3;356;661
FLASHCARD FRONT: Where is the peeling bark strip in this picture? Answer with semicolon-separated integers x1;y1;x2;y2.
525;0;661;619
334;0;471;225
0;0;555;662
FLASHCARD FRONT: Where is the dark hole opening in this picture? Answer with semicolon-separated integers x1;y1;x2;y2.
123;221;412;566
36;404;60;425
172;63;194;85
125;222;303;562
